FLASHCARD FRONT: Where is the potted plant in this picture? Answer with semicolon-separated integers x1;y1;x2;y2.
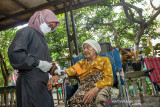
121;53;128;72
127;49;141;71
120;49;132;72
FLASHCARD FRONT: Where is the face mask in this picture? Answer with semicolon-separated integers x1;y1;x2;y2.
40;14;52;35
40;22;51;35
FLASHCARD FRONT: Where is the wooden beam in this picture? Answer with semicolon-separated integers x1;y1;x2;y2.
47;0;59;11
0;11;19;21
47;0;51;2
0;0;106;22
0;19;28;31
73;0;107;9
0;0;107;31
0;0;65;22
12;0;29;10
53;5;59;10
77;0;81;4
0;0;29;22
0;11;9;16
0;24;4;26
55;0;107;14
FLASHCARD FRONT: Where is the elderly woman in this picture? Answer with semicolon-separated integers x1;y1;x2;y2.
63;39;119;107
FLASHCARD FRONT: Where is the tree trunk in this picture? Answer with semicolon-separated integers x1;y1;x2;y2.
4;76;9;86
0;52;10;86
134;24;145;53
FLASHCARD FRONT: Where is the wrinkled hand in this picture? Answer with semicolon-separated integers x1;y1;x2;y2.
47;75;60;90
83;87;99;103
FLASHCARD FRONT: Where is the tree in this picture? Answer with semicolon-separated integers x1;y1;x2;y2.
45;0;160;68
81;0;160;50
0;28;17;86
119;0;160;51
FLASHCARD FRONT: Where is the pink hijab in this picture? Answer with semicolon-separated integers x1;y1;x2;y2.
28;9;60;35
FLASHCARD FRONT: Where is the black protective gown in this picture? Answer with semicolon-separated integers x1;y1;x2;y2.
8;27;54;107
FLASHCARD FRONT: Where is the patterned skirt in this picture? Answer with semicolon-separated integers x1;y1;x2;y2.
68;71;119;107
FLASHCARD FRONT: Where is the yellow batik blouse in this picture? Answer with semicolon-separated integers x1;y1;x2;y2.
65;56;113;89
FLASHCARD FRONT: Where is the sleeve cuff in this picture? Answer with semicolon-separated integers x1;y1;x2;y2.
34;59;39;67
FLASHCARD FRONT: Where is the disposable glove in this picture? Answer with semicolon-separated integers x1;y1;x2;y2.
54;69;61;75
37;60;52;72
54;69;68;78
54;69;65;75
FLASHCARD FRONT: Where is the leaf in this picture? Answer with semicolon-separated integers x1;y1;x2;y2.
148;39;153;50
142;47;151;56
154;43;160;50
157;51;160;53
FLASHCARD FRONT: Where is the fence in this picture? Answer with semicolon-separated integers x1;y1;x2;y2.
0;86;16;107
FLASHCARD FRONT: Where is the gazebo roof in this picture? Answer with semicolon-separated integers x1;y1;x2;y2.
0;0;105;31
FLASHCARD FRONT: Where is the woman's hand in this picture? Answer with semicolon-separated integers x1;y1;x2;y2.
83;87;99;103
47;75;60;90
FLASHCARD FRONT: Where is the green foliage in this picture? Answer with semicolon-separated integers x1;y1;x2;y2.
0;74;4;86
143;39;160;57
45;17;70;68
78;1;136;47
44;0;160;68
0;28;17;86
143;47;152;56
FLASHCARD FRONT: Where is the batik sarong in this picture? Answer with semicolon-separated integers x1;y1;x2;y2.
68;71;119;107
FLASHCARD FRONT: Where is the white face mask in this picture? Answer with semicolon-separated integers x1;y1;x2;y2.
40;22;51;35
40;14;52;35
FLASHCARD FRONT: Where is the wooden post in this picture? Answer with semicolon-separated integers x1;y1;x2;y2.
69;0;79;56
63;0;73;66
63;0;79;66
